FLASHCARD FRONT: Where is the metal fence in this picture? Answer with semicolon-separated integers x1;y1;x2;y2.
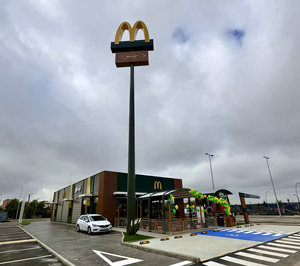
115;217;217;234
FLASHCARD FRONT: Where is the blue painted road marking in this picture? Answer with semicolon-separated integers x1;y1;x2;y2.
194;230;288;242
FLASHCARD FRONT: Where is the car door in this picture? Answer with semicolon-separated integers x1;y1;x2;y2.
83;216;90;231
79;216;86;231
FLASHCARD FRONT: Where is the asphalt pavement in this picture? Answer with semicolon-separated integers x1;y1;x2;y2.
24;221;192;266
236;215;300;225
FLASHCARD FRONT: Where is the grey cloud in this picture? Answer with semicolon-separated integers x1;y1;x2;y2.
0;0;300;204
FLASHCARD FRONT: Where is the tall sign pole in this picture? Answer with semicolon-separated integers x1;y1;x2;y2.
111;21;154;233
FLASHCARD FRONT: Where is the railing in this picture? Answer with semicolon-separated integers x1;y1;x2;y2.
114;217;219;234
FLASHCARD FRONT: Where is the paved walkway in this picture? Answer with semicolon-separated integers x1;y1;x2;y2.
128;224;300;262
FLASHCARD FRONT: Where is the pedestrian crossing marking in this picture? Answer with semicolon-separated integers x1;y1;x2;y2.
203;261;226;265
267;242;300;249
289;235;300;239
194;229;288;242
275;240;300;246
247;248;289;257
235;251;279;263
221;255;267;266
286;237;300;242
262;232;272;236
257;245;296;253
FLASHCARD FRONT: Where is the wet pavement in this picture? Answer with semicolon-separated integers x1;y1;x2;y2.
0;222;63;265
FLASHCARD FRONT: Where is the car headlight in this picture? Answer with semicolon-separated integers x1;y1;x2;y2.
92;224;98;227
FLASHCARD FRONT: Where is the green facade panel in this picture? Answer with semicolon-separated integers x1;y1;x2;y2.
117;173;176;193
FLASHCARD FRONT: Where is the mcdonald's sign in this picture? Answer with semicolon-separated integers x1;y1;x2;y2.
111;21;154;67
154;181;162;190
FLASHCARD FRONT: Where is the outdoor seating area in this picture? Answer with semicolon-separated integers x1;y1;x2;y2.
115;188;236;234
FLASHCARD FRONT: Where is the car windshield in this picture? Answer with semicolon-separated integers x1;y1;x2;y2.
89;215;106;221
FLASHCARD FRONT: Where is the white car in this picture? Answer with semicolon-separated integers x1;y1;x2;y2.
76;214;112;234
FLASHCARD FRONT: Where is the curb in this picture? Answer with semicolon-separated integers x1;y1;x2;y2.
19;226;76;266
121;234;200;263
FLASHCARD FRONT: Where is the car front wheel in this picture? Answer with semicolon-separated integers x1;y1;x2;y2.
87;227;91;235
76;225;80;232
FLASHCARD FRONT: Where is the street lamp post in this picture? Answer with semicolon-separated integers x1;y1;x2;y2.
265;191;269;204
15;186;23;221
25;193;33;219
263;156;281;216
295;183;300;209
111;21;154;233
205;153;215;191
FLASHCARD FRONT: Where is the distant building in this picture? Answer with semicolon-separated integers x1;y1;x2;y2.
51;171;182;225
1;199;11;209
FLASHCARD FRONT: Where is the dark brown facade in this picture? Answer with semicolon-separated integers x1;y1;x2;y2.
51;171;182;226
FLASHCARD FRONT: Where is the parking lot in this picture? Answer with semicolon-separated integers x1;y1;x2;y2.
0;222;63;265
24;221;192;265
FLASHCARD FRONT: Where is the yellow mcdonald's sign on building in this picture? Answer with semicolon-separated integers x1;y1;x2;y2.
115;21;150;45
154;181;162;190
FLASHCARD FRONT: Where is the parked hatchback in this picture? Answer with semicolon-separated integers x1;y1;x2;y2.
76;214;112;234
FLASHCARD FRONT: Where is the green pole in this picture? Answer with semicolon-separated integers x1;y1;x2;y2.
127;63;136;233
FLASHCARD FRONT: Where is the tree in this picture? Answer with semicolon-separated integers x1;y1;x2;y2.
5;199;19;218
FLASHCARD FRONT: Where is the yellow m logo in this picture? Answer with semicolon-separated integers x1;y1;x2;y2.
115;21;150;45
154;181;162;190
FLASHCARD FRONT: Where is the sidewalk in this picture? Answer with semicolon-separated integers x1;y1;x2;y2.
121;224;300;263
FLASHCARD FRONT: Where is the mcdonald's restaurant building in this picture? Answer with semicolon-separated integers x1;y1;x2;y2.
51;171;182;226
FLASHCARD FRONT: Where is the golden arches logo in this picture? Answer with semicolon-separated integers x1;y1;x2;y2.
115;21;150;45
154;181;162;190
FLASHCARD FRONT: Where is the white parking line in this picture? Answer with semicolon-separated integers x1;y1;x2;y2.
252;232;263;235
0;255;52;265
267;243;300;249
203;261;226;266
275;240;300;246
235;251;279;263
272;233;283;236
0;246;41;254
257;245;296;253
169;261;192;266
221;255;267;266
244;231;253;234
247;248;289;258
221;229;230;231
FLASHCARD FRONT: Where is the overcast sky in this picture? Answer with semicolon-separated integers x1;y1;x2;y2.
1;0;300;205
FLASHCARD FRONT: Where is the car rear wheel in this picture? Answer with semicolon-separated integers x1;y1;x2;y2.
87;226;91;235
76;225;80;232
